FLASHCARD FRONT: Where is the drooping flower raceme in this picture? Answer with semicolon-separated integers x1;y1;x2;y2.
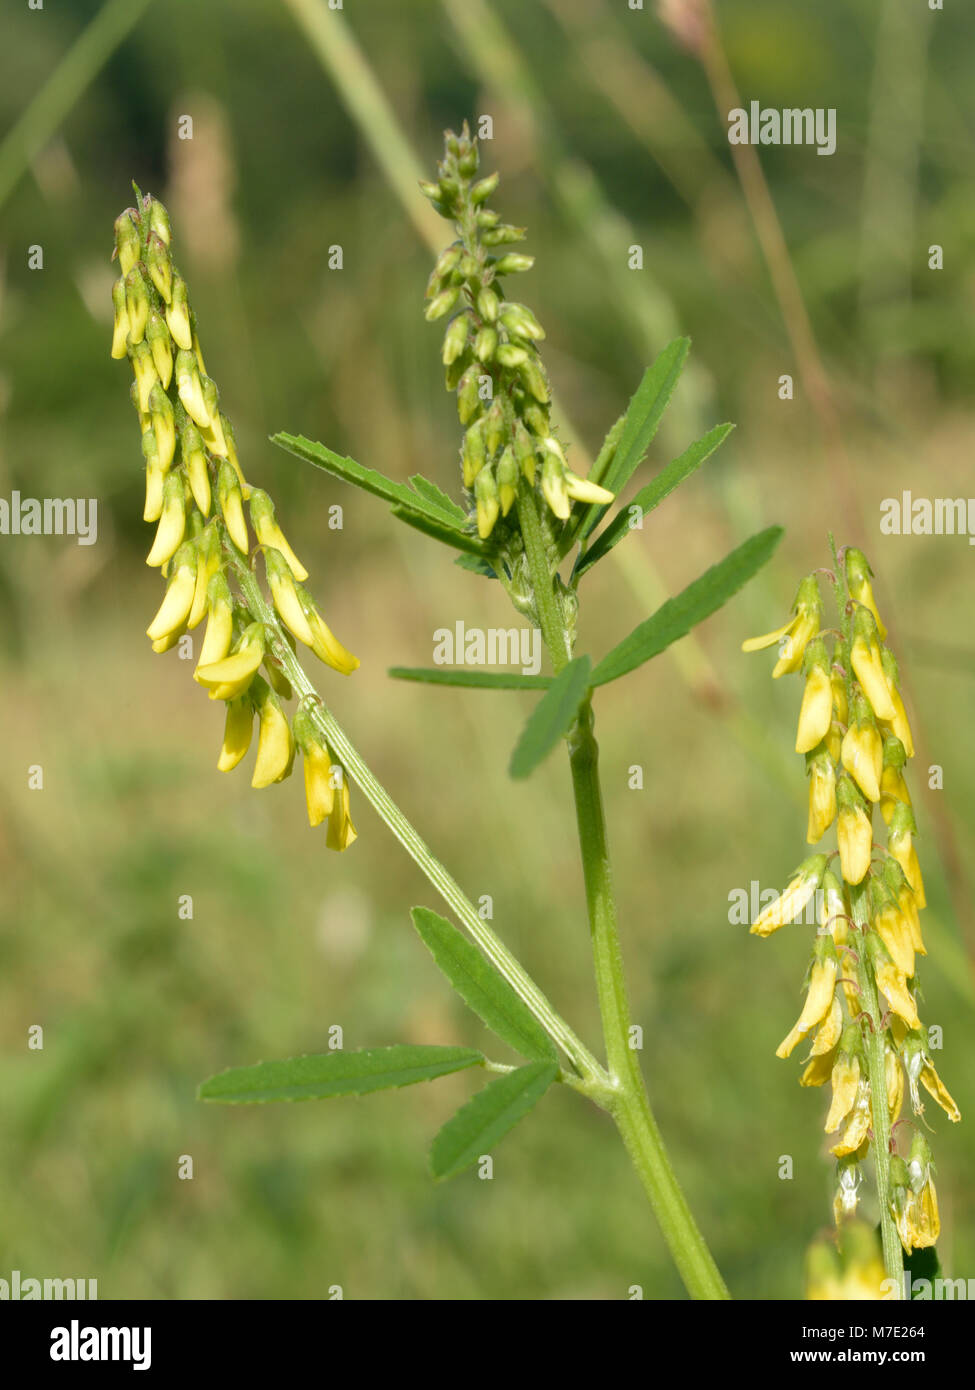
742;546;959;1256
111;189;359;848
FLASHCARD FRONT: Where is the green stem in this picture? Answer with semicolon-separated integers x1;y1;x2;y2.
227;543;606;1091
850;880;905;1294
518;486;729;1299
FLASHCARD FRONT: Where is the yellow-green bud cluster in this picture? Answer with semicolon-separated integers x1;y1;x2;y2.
111;190;358;850
421;125;613;541
742;547;959;1253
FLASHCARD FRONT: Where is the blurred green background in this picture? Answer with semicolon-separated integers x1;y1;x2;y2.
1;0;973;1300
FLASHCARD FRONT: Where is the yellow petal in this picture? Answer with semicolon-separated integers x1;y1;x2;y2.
309;612;359;676
776;957;837;1058
145;493;185;568
146;564;195;642
217;697;254;771
837;806;872;884
270;570;314;646
875;961;921;1029
303;743;335;826
796;666;833;753
873;904;914;979
920;1062;960;1122
326;776;357;851
841;725;882;803
251;701;293;788
742;618;795;653
825;1055;860;1133
850;637;896;720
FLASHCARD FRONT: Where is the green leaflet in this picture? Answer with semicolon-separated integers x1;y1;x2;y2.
590;526;784;687
430;1061;559;1180
576;338;690;541
509;655;592;778
389;666;553;691
198;1045;485;1104
575;422;734;579
271;432;487;551
411;907;557;1061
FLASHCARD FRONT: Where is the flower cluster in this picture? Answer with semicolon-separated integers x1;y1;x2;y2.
111;190;358;849
743;546;959;1252
421;125;613;542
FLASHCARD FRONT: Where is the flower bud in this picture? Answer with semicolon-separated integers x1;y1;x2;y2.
519;355;549;404
840;698;883;803
476;286;499;322
470;171;499;205
474;324;497;363
887;803;925;907
326;770;357;852
165;274;193;350
146;310;174;389
482;225;527;247
145;230;173;303
130;339;159;415
299;598;359;675
442;314;469;366
474;466;500;539
845;547;886;640
462;419;487;488
751;853;827;937
495;342;529;369
795;640;832;753
456;366;480;425
805;748;837;844
425;286;460;322
492;252;535;275
181;423;211;515
499;302;545;341
114;210;142;276
124;267;151;344
497;446;519;516
265;546;315;646
195;572;234;672
217;459;249;553
148;383;176;471
540;454;570;521
111;277;131;358
484;398;504;457
141;428;165;522
147;197;172;247
564;472;615;505
850;608;895;720
176;350;211;429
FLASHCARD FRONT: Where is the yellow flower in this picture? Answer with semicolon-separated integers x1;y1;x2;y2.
880;684;914;759
306;608;359;676
176;348;211;429
795;645;833;753
885;1046;904;1124
874;957;921;1030
825;1052;860;1133
750;854;826;936
837;802;872;886
302;739;336;827
249;489;308;582
195;622;265;700
326;772;357;852
251;684;294;789
872;900;915;980
145;472;186;568
145;546;196;643
840;712;882;804
217;695;253;772
564;472;615;506
148;383;176;472
806;752;836;843
879;762;911;827
887;807;925;907
829;1078;872;1157
194;574;234;673
849;610;895;720
776;953;837;1058
182;424;211;516
920;1060;961;1123
742;574;821;678
265;549;315;647
475;465;502;536
110;277;131;359
845;547;887;641
216;460;249;554
808;994;843;1057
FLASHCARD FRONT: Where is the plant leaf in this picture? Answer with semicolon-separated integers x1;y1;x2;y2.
389;505;487;555
575;422;734;579
408;474;466;521
271;432;469;531
509;655;592;779
430;1061;559;1180
576;338;690;540
590;525;784;687
389;666;553;691
198;1045;484;1104
455;552;498;579
411;908;557;1061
